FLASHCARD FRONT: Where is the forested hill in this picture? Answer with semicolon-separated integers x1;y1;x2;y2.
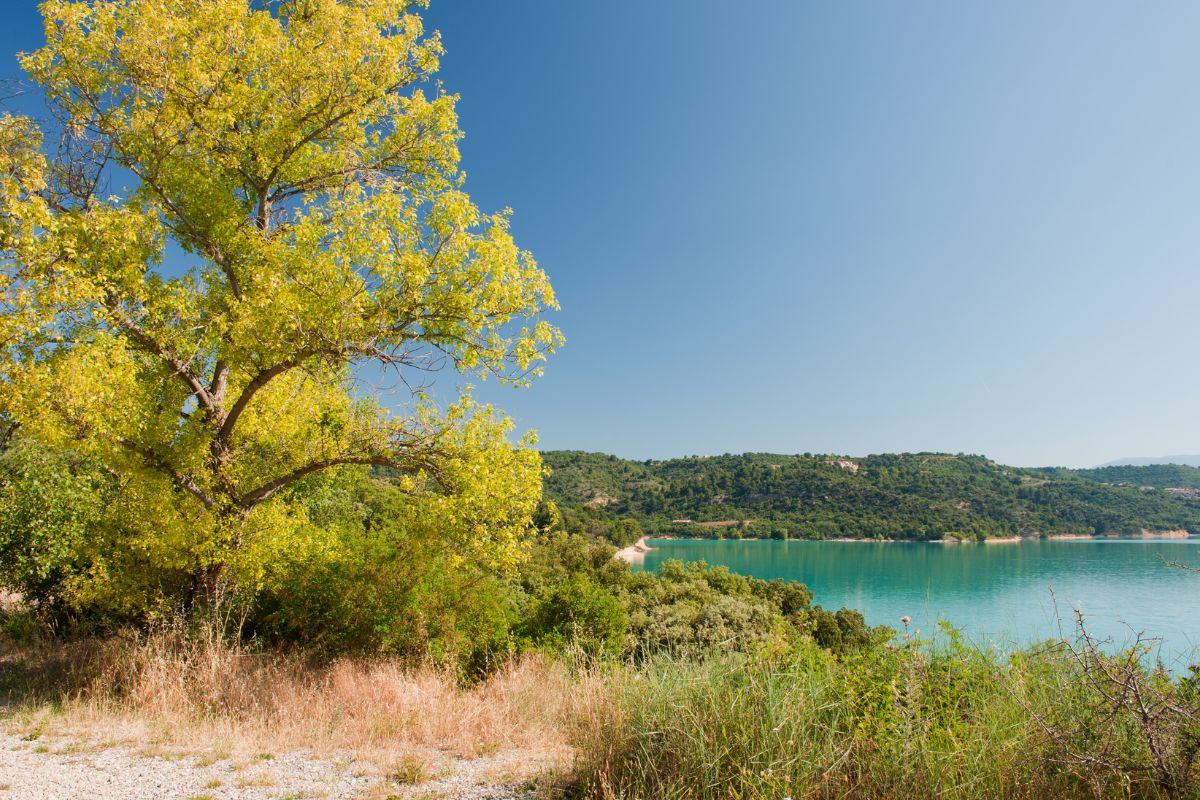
1038;463;1200;490
540;451;1200;542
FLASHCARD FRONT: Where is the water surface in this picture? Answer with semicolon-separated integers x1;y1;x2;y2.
634;538;1200;667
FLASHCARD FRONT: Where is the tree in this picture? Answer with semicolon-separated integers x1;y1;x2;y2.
0;0;560;611
608;517;642;547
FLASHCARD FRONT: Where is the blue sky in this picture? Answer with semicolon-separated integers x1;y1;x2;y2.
4;2;1199;468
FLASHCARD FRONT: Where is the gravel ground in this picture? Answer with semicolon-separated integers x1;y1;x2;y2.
0;732;548;799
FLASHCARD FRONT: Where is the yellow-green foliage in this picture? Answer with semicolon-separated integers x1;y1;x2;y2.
0;0;559;613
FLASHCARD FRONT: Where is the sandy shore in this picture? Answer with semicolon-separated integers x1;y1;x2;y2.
614;537;653;563
828;537;896;543
1138;529;1191;539
1048;530;1193;540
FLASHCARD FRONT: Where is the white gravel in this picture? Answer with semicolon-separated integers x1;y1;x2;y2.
0;732;369;799
0;732;547;799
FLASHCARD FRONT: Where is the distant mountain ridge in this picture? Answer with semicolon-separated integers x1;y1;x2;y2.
1096;456;1200;468
541;450;1200;542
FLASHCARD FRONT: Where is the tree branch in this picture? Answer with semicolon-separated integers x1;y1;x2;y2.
210;360;229;406
129;164;243;300
118;438;217;509
213;341;399;459
105;301;222;419
239;454;424;510
212;351;316;461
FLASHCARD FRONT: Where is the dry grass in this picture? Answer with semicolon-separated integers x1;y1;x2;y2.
0;624;610;779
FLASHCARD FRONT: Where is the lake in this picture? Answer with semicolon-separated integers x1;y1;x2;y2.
632;537;1200;667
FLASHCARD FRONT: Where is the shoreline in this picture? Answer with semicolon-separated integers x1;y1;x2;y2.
1047;529;1192;540
637;530;1196;546
614;536;654;563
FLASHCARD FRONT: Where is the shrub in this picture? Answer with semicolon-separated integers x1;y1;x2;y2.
623;560;784;658
523;575;627;656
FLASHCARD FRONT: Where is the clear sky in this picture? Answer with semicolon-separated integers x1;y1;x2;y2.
3;2;1199;468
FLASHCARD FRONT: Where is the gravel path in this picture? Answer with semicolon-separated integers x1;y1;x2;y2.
0;732;546;799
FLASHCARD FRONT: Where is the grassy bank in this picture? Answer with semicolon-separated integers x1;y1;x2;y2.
577;646;1073;798
3;622;1198;799
574;631;1200;800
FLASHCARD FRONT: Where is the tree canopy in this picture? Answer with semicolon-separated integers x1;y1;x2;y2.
0;0;560;611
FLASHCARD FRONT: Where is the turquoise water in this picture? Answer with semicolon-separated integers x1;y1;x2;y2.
633;538;1200;668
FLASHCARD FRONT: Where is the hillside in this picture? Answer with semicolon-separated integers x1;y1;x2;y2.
1046;463;1200;490
541;451;1200;541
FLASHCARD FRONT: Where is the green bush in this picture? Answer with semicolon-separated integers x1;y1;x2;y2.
0;441;172;624
623;560;790;658
522;575;627;656
802;606;888;655
249;474;517;667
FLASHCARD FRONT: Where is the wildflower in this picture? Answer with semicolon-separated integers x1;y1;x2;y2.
900;616;910;625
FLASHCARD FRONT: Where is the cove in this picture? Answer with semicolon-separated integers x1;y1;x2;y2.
632;538;1200;667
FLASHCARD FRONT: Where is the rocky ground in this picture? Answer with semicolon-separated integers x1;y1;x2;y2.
0;732;552;800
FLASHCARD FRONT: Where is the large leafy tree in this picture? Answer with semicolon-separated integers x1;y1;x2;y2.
0;0;560;609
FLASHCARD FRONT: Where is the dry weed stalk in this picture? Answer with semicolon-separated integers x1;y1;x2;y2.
1028;610;1200;799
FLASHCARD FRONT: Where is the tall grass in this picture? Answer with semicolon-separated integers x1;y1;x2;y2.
4;618;1197;798
0;619;598;769
571;635;1200;800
